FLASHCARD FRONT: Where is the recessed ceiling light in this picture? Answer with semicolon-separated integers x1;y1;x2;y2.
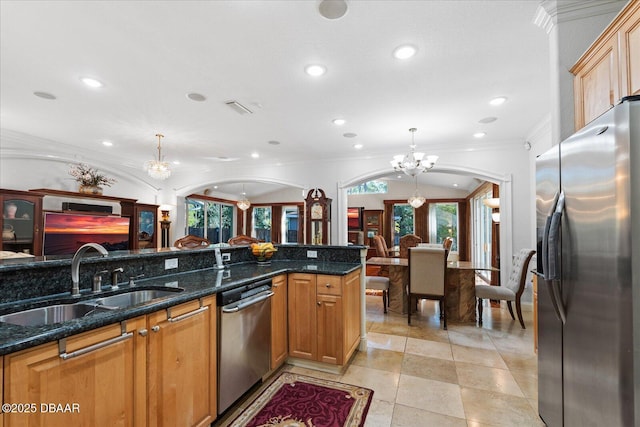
453;183;459;187
80;77;103;88
393;44;417;60
33;91;56;100
102;141;113;147
251;152;260;159
187;92;206;102
332;118;346;126
353;143;363;149
172;160;180;165
343;132;357;138
305;64;327;77
489;96;507;106
214;185;218;189
397;175;403;179
473;132;486;138
318;0;348;19
478;116;498;124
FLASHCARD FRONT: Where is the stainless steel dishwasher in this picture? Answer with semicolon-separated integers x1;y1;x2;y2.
217;278;273;415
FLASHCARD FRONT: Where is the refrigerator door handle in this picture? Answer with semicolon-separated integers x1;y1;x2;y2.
545;191;566;324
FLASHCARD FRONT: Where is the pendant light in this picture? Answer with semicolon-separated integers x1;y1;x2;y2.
391;128;438;177
408;176;426;208
237;184;251;211
145;133;171;180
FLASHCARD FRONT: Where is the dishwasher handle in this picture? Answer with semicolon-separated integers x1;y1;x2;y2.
222;290;274;313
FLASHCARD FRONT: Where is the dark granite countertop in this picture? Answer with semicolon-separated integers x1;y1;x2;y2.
0;260;361;355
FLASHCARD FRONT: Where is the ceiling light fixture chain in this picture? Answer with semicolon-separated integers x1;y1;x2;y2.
390;128;438;177
145;133;171;180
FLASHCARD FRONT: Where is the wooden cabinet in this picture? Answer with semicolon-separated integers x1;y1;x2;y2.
363;210;383;246
3;317;147;427
572;0;640;130
288;271;361;366
271;274;288;370
1;189;43;256
132;203;159;249
147;297;216;427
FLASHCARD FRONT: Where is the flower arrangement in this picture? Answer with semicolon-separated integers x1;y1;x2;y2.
68;163;116;188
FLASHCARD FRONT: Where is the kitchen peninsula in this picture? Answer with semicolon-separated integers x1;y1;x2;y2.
0;244;365;427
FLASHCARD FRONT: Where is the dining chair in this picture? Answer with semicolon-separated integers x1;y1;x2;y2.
174;235;210;249
371;235;392;278
407;246;447;328
365;276;390;313
399;234;422;258
443;237;453;252
227;234;260;246
475;248;535;328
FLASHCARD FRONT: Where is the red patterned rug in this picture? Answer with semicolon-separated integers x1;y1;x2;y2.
228;372;374;427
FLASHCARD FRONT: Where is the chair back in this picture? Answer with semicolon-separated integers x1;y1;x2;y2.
399;234;422;258
409;247;446;297
443;237;453;252
228;235;260;246
174;235;210;249
372;235;390;258
505;249;536;295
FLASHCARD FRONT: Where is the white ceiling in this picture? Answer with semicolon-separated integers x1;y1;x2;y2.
0;0;550;197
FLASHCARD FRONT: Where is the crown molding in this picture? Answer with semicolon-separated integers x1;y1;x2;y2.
533;0;627;34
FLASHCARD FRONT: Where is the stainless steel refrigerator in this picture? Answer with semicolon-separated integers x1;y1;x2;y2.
535;95;640;427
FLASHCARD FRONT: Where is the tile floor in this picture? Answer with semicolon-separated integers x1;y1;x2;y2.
216;295;544;427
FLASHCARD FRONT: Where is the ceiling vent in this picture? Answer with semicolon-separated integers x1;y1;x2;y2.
225;100;253;115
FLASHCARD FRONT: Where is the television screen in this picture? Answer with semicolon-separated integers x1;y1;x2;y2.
43;212;130;255
347;207;363;230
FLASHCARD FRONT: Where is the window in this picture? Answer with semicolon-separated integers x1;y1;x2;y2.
391;203;414;246
471;189;493;279
428;203;458;251
281;206;299;244
252;206;272;242
347;180;388;195
186;198;234;244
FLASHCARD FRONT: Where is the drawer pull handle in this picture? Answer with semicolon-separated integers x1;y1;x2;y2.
325;283;331;288
168;306;209;323
151;325;160;332
59;332;133;360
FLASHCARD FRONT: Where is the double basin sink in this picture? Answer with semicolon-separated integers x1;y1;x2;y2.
0;288;183;327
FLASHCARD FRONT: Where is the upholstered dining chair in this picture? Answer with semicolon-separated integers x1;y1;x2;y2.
399;234;422;258
475;248;535;329
227;234;260;246
365;276;390;313
372;235;394;258
443;237;453;252
407;246;447;328
174;235;210;249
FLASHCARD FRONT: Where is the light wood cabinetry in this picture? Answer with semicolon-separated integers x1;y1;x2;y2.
0;189;43;256
147;297;216;427
3;317;147;427
270;274;288;370
288;270;361;366
572;0;640;130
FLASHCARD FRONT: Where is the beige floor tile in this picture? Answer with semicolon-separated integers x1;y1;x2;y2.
511;368;538;400
366;331;407;353
363;399;394;427
405;337;453;360
407;324;450;342
396;374;466;419
451;344;508;369
461;387;545;427
391;404;467;427
447;329;497;350
284;364;342;382
341;364;400;403
351;347;404;374
500;351;538;372
401;353;458;384
369;321;411;337
455;362;524;397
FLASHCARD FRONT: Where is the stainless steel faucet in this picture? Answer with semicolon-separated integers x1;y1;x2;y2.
111;267;124;290
71;243;109;297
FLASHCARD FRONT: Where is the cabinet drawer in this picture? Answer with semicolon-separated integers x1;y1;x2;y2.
316;275;342;296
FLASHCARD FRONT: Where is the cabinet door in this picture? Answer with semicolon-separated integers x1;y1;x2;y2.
1;192;43;256
271;275;288;369
316;294;343;365
147;297;216;427
3;317;146;427
343;270;361;360
363;210;383;246
619;4;640;97
288;273;317;360
573;36;619;130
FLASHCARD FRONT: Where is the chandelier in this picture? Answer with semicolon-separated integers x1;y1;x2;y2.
237;184;251;211
408;176;426;208
390;128;438;177
145;133;171;180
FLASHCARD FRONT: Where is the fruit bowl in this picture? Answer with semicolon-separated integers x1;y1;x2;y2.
250;242;277;263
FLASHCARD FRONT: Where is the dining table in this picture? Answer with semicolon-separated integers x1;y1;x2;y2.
366;257;498;322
